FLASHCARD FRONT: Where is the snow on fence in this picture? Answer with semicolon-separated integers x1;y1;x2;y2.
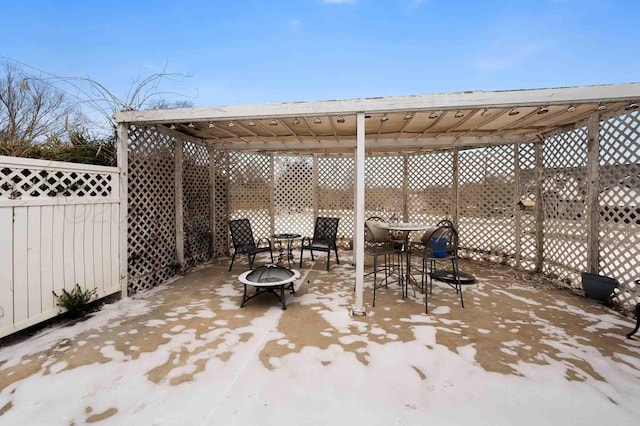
0;156;121;338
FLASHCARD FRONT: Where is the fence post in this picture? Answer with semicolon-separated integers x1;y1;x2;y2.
117;123;129;298
586;113;601;274
402;154;409;222
312;154;319;220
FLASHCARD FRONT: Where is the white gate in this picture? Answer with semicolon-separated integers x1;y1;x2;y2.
0;156;121;338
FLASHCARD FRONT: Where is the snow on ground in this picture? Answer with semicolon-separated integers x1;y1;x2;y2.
0;259;639;425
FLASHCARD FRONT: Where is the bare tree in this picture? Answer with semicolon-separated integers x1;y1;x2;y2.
0;62;74;145
146;98;194;110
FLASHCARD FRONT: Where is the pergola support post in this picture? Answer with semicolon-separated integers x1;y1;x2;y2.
116;123;129;298
208;147;216;259
312;154;319;220
402;154;409;222
452;148;459;228
534;142;544;273
352;112;366;316
269;154;275;236
586;113;601;274
514;144;522;269
174;138;184;272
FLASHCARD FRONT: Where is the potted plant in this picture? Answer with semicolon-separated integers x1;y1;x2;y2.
580;272;618;302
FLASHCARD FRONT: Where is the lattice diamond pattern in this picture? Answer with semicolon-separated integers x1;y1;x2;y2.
274;155;314;238
459;146;516;264
318;156;354;244
0;167;112;198
183;141;211;269
127;125;177;295
542;125;588;286
599;110;640;306
212;151;229;257
365;155;403;220
407;151;453;225
518;143;537;270
228;152;271;242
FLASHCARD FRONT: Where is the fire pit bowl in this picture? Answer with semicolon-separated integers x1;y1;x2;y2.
238;264;300;310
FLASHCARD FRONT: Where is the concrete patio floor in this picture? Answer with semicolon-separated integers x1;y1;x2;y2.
1;254;639;425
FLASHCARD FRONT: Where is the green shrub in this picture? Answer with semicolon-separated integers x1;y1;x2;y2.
53;285;98;318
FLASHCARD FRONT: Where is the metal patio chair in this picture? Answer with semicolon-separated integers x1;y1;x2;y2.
228;218;274;271
365;217;399;307
300;217;340;271
421;224;464;313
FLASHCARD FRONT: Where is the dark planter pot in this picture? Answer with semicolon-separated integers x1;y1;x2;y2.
581;272;618;302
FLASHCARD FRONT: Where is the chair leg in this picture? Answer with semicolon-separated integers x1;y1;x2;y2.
300;248;304;268
229;253;237;271
454;258;464;308
372;255;377;307
334;247;340;265
326;251;330;271
248;254;254;269
270;249;274;265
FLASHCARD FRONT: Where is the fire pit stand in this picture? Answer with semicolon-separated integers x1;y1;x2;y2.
238;264;300;310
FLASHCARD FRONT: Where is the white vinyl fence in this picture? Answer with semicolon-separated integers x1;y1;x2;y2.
0;156;121;338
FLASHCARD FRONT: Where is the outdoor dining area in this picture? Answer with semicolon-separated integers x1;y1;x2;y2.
0;84;639;424
116;83;640;319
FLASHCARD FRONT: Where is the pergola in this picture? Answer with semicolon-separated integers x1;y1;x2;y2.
114;83;640;314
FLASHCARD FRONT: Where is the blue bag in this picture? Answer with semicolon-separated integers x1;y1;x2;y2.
430;237;448;258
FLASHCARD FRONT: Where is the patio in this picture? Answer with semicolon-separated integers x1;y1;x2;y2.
1;254;639;425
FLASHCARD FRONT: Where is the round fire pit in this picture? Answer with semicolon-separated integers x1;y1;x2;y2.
238;264;300;310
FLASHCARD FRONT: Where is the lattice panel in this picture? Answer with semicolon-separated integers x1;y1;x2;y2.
318;156;354;242
365;155;403;220
599;110;640;306
274;155;314;238
518;143;537;270
541;124;588;286
183;141;211;269
407;151;453;225
0;166;113;198
458;146;516;264
212;151;229;257
228;152;271;242
127;125;177;295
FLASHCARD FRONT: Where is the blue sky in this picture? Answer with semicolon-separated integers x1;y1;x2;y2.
1;0;639;109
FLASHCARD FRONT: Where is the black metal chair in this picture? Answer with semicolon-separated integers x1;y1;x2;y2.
228;219;274;271
421;224;464;313
364;217;398;307
300;217;340;271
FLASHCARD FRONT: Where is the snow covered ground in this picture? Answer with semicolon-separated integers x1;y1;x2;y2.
1;258;639;425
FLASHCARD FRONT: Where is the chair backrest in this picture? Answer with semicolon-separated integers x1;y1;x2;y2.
365;216;389;243
312;217;340;246
229;219;256;251
426;225;458;257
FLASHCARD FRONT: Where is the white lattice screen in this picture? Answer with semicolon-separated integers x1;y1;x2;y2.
228;152;271;241
408;151;453;226
122;109;639;309
517;143;537;270
318;156;354;243
542;123;588;286
458;145;516;264
599;110;640;305
273;155;314;238
183;141;211;268
365;155;403;221
212;151;229;257
127;125;177;294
